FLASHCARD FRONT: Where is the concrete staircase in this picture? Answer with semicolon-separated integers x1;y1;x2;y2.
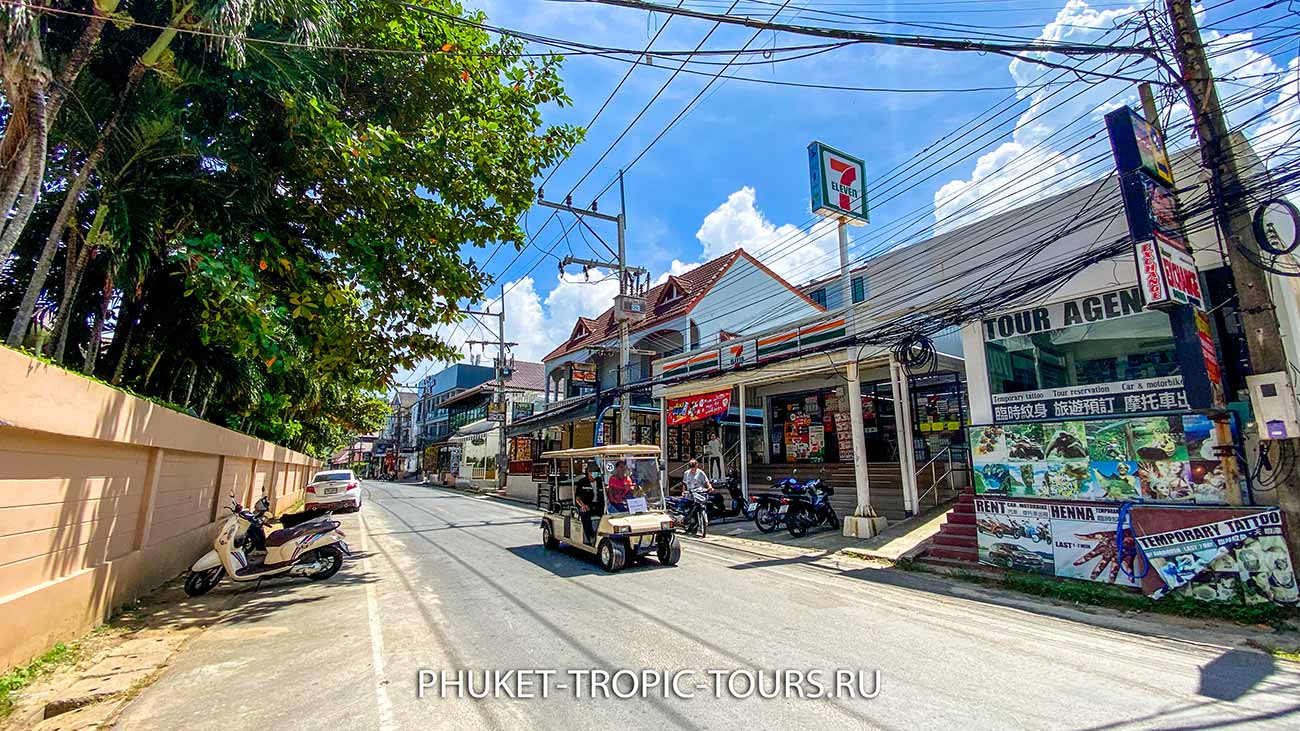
916;485;980;570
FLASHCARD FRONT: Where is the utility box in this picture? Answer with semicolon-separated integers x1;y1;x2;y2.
614;294;647;323
1246;372;1300;440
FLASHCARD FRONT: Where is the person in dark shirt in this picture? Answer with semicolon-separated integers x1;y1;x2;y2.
573;462;600;545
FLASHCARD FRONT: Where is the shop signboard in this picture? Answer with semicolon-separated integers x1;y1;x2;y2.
570;363;597;384
721;339;755;370
1105;106;1173;188
487;402;506;423
808;141;869;224
661;350;720;379
1128;506;1296;605
982;288;1145;341
757;327;800;361
798;317;848;349
667;389;732;426
512;402;535;420
990;376;1189;423
974;498;1054;576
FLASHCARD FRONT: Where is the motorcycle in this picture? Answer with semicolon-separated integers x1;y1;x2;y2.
184;495;349;597
751;476;803;533
785;477;839;538
703;471;756;522
668;494;708;538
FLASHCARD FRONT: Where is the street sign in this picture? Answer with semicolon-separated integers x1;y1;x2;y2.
808;141;868;225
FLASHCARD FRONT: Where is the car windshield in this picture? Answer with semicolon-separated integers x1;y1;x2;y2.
599;456;663;514
313;471;353;482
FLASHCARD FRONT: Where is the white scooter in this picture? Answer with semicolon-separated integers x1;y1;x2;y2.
184;495;350;596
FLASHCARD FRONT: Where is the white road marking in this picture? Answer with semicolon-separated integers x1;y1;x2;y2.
359;513;397;731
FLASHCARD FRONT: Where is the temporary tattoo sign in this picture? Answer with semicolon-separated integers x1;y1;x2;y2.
666;389;731;426
1129;506;1297;605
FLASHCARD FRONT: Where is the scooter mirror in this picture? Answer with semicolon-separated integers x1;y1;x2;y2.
255;496;270;513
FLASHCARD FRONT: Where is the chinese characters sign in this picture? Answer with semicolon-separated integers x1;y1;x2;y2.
990;376;1189;423
667;389;732;426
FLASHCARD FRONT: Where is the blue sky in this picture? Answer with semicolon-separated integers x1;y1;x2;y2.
398;0;1299;385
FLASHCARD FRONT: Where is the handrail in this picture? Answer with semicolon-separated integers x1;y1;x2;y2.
915;446;959;509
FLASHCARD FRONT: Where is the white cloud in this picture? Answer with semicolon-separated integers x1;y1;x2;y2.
933;0;1300;232
450;270;620;364
689;186;840;285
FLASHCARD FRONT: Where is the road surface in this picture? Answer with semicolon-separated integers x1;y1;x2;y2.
117;481;1300;730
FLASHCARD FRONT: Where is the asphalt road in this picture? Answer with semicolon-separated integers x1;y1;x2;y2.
117;481;1300;730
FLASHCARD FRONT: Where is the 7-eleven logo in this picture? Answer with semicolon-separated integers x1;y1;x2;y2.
828;157;859;210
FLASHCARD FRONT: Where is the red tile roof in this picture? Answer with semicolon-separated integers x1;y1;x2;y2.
542;249;824;362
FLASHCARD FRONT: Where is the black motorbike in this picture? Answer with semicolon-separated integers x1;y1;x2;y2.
703;471;756;522
751;476;803;533
785;477;840;538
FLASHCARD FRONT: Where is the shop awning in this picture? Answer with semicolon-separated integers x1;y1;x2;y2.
448;419;498;442
505;393;600;437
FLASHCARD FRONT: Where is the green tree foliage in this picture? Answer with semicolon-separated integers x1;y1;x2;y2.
0;0;581;456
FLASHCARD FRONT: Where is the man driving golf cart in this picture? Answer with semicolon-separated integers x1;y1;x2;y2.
539;445;681;572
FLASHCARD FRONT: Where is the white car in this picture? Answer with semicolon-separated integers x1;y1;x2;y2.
305;470;362;512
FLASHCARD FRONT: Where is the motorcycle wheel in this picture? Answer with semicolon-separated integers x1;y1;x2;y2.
787;509;809;538
826;510;841;530
754;505;781;533
184;566;224;597
657;534;681;566
306;544;345;581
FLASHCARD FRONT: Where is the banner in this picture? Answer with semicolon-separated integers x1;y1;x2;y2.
667;389;732;426
1129;506;1297;604
971;414;1235;505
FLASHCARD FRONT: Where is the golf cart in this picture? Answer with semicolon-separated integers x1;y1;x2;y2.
539;445;681;572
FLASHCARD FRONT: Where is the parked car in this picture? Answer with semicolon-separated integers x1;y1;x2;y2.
305;469;362;513
986;542;1047;572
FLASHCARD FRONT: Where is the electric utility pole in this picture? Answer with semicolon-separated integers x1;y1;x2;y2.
1166;0;1300;564
466;287;517;489
537;172;648;445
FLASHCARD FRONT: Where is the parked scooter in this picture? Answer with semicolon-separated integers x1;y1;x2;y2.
751;475;804;533
785;477;839;538
703;471;756;522
668;494;709;538
184;496;349;596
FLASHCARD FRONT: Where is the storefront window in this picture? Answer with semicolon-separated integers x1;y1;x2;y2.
985;309;1177;396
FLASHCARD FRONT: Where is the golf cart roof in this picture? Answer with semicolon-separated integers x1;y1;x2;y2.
540;444;662;460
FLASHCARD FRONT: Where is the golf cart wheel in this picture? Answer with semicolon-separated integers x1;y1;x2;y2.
542;521;559;550
184;567;224;597
657;534;681;566
598;539;626;572
307;545;345;581
754;505;780;533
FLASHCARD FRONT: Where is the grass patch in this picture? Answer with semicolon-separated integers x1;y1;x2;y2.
1272;648;1300;663
996;571;1297;629
0;643;80;718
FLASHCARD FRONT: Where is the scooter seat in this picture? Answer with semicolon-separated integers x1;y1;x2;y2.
265;521;335;548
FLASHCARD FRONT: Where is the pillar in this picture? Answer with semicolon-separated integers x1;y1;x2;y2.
891;355;920;514
659;395;668;496
738;383;749;500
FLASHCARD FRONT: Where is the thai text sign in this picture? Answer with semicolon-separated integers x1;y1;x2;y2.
667;389;732;426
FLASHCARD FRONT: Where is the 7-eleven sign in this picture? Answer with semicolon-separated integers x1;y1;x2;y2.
809;141;869;225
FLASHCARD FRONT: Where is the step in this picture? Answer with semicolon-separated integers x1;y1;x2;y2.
940;523;976;538
927;544;978;562
945;511;975;525
932;533;978;549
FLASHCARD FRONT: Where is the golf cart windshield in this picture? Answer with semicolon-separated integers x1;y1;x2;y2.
600;456;663;514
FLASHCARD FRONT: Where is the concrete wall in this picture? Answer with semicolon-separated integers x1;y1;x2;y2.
0;347;319;670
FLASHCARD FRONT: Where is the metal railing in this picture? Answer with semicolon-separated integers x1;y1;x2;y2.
915;447;959;509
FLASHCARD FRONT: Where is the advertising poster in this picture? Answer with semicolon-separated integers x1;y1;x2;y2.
1048;503;1140;588
972;414;1237;506
1129;506;1297;605
974;498;1054;575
